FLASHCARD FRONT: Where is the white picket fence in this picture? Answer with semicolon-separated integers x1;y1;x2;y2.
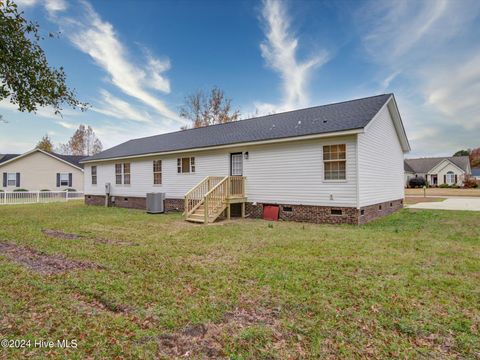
0;191;84;205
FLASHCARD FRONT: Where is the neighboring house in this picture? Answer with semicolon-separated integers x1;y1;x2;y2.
404;156;471;187
0;149;84;191
81;94;410;225
472;168;480;180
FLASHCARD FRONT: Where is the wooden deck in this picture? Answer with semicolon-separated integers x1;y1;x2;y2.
184;176;247;224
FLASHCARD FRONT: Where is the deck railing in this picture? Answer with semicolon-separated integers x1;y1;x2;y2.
184;176;224;217
184;176;246;222
0;191;84;205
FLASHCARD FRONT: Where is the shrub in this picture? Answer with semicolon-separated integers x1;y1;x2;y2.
463;178;478;188
40;189;51;192
409;177;426;188
439;184;450;188
65;188;77;192
13;188;28;192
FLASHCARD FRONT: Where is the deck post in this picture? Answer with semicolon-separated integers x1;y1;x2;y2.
241;202;245;218
227;204;231;220
204;196;209;224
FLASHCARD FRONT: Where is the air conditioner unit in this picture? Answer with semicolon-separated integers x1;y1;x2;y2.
146;193;165;214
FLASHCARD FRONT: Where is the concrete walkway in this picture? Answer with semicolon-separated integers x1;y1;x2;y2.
408;197;480;211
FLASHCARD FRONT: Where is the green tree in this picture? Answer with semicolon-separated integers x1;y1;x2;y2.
36;134;53;152
0;0;86;116
453;149;470;156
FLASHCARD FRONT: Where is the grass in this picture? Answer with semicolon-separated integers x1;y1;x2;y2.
0;203;479;359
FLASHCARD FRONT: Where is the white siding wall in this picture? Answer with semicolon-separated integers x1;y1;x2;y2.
244;136;357;206
85;135;358;207
84;150;229;198
431;162;465;186
358;104;405;207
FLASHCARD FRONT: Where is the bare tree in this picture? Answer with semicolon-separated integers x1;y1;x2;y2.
179;87;240;129
58;124;103;156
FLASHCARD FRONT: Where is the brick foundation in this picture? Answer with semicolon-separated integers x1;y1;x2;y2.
85;194;403;225
85;195;184;212
246;198;403;225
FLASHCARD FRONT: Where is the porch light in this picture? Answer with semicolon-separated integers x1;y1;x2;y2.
244;152;249;160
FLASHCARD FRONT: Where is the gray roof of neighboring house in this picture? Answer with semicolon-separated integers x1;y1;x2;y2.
404;161;415;173
83;94;394;162
404;156;470;174
0;151;84;169
49;153;85;169
0;154;20;164
472;168;480;177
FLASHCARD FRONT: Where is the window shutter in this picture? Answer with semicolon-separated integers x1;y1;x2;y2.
16;173;20;187
68;173;73;187
2;173;6;187
56;173;60;187
444;175;446;183
455;174;458;184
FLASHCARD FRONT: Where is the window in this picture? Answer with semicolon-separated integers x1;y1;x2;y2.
446;171;455;185
331;209;343;216
115;163;131;185
115;164;122;184
153;160;162;185
177;157;195;173
123;163;130;185
323;144;346;180
60;173;69;186
91;166;97;185
7;173;16;186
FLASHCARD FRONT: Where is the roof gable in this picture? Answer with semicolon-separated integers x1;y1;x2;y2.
83;94;402;162
0;149;84;170
405;156;470;174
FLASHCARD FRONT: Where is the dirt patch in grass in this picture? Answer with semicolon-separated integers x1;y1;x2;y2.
139;306;288;358
92;238;139;246
43;229;137;246
42;228;81;239
0;242;103;275
72;292;134;315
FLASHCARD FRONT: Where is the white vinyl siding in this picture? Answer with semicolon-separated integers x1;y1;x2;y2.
358;103;405;207
85;136;358;207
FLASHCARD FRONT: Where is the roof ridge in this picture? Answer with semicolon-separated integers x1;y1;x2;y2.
127;93;392;142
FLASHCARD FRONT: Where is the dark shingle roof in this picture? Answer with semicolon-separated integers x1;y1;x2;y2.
49;153;84;169
0;154;20;164
404;161;415;173
405;156;470;173
84;94;393;162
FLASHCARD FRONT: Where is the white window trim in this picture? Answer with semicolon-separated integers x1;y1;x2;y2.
177;157;195;174
322;144;347;182
91;166;97;186
6;173;17;187
59;173;69;187
115;163;131;186
153;160;162;186
446;171;455;185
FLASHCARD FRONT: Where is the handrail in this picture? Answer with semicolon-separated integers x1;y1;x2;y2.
184;176;246;223
184;176;225;217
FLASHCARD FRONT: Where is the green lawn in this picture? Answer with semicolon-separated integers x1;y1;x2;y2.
0;203;479;359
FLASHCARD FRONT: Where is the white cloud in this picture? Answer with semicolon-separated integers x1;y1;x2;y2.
44;0;67;14
92;90;152;123
259;0;328;112
357;0;480;155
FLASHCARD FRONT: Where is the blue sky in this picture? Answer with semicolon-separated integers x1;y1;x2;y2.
1;0;479;157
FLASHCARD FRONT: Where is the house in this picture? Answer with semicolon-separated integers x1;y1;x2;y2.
0;149;84;191
472;168;480;180
404;156;471;187
81;94;410;225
